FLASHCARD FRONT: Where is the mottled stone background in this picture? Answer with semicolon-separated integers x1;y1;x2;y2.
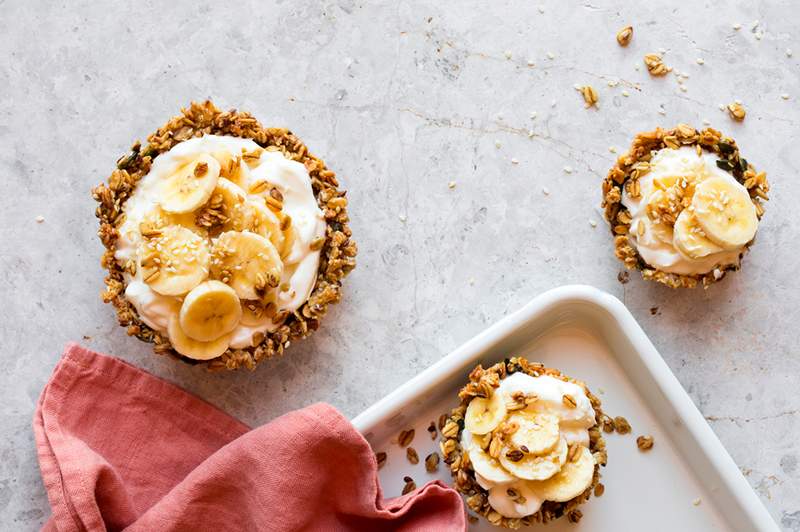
1;0;798;529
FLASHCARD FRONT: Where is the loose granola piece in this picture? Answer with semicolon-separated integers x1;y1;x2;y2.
636;435;655;450
406;447;420;465
425;452;440;473
613;416;632;434
427;421;438;440
375;451;387;469
398;428;415;447
616;25;633;46
644;53;669;76
580;85;599;108
402;476;416;495
727;102;746;121
594;483;605;497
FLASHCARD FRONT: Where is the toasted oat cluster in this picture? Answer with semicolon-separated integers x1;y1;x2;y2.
440;358;607;529
93;101;356;370
602;124;769;289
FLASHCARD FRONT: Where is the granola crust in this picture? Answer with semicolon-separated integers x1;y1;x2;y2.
602;124;769;289
92;101;357;370
440;357;608;529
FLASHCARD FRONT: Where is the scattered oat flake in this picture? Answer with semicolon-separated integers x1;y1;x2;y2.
563;166;573;174
546;51;555;59
732;23;741;30
692;497;702;506
35;215;45;223
622;90;630;97
679;85;688;93
399;214;407;222
787;49;793;57
468;277;475;285
448;181;456;189
658;106;667;116
527;59;535;66
504;50;512;59
511;158;520;165
528;130;535;138
718;103;726;111
550;99;557;107
608;146;617;153
537;5;545;13
696;58;705;65
542;187;550;195
702;118;711;125
589;219;597;228
781;93;790;100
529;111;538;119
494;140;502;148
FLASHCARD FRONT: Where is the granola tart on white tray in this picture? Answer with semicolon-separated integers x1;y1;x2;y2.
602;124;769;289
93;101;356;370
441;357;607;528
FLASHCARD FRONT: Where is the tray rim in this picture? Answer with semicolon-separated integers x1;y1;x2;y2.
351;284;778;531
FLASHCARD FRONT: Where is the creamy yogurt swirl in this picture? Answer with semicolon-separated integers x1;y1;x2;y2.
462;372;596;518
115;135;326;349
621;147;749;275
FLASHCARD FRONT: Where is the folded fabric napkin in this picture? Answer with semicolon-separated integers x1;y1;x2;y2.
34;344;466;531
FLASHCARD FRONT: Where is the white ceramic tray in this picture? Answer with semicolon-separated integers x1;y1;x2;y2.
352;285;777;531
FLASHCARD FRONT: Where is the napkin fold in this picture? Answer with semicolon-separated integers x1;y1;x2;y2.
33;344;465;531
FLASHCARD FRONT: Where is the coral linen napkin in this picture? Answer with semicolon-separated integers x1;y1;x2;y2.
33;344;466;532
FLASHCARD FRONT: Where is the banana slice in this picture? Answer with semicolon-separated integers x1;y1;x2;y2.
167;315;231;360
210;231;283;300
507;412;560;456
692;176;757;250
499;436;568;481
673;209;724;259
179;280;242;341
465;392;507;435
139;225;210;296
487;482;543;518
142;207;206;236
247;200;286;256
205;178;254;235
535;445;596;502
211;150;250;189
157;154;220;213
464;434;516;484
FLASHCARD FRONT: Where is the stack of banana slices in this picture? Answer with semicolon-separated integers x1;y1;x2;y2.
670;176;758;260
461;387;596;518
133;149;296;360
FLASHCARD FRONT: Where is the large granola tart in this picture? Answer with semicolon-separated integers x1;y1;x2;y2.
602;124;769;289
92;101;356;370
440;357;607;528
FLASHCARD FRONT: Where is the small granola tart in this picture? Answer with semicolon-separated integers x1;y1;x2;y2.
440;358;607;529
93;101;356;370
602;124;768;288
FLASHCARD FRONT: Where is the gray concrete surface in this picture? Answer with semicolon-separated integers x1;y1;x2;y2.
1;0;798;529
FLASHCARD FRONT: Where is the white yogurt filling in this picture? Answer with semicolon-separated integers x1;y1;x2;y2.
621;146;747;275
462;372;596;518
115;135;326;349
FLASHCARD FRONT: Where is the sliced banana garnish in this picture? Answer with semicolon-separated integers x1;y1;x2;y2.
139;225;210;296
507;412;560;456
673;209;724;259
167;315;231;360
466;434;516;484
535;445;595;502
211;150;250;189
157;154;220;213
179;280;242;341
691;176;757;250
248;200;286;256
205;178;254;235
499;436;568;481
465;392;507;435
487;482;543;518
210;231;283;300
